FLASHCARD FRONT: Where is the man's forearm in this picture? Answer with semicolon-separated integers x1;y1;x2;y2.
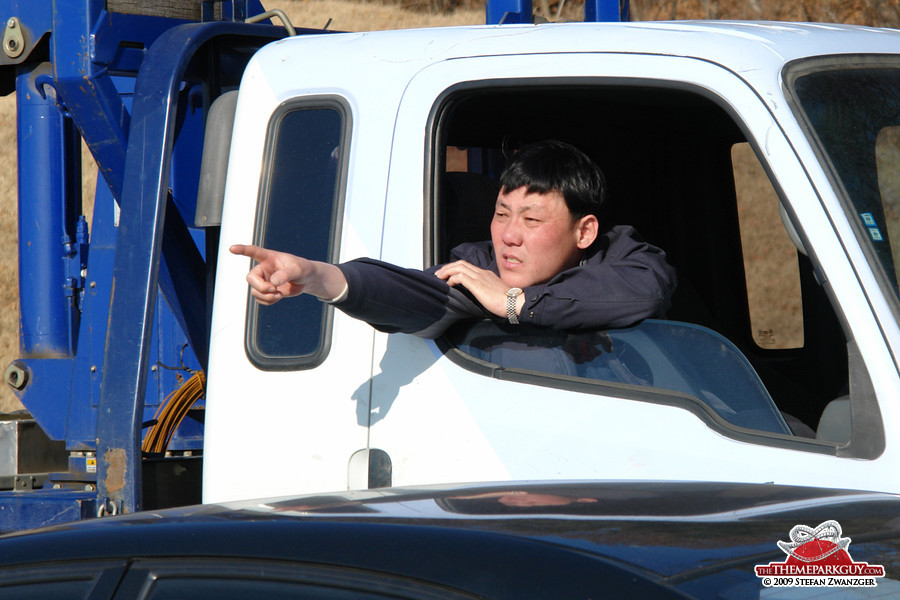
334;258;450;334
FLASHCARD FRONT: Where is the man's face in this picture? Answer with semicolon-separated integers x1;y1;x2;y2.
490;186;596;288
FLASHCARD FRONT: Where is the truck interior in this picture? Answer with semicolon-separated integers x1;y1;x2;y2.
429;81;874;452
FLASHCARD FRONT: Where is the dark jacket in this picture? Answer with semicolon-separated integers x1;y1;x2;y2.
335;225;677;339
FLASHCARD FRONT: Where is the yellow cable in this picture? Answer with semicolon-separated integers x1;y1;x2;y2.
142;370;206;455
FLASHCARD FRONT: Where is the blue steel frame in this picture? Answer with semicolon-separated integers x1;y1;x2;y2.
4;1;288;528
486;0;629;23
95;17;293;517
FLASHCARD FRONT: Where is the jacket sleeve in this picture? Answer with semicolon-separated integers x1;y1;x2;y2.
516;225;677;331
335;258;486;337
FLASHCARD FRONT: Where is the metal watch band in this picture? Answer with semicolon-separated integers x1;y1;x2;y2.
506;287;522;325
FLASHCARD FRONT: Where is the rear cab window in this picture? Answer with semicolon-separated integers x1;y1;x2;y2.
246;98;350;370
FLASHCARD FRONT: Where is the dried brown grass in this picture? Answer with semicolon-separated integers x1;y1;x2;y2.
0;93;17;413
629;0;900;25
1;0;896;413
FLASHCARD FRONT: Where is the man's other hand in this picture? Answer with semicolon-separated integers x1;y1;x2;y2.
435;260;523;319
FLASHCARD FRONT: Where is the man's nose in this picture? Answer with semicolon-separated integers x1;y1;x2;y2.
501;219;523;245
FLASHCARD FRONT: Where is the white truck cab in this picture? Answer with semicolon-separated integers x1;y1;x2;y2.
204;21;900;502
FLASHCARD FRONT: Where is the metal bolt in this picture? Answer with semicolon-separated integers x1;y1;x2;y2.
4;363;27;390
2;17;23;59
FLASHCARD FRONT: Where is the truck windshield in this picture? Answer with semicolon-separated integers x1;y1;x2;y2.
790;61;900;298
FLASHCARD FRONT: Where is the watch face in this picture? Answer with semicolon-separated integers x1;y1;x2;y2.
506;287;523;297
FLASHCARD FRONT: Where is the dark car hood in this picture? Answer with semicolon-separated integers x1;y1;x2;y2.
208;480;900;578
9;481;900;574
3;480;900;590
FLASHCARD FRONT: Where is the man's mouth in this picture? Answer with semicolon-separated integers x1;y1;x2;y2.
503;254;523;265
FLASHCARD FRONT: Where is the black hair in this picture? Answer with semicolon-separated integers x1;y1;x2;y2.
498;140;606;220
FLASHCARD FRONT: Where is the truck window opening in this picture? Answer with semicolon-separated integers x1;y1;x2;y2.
432;82;861;444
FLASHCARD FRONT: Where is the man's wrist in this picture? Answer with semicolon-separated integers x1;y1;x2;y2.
506;287;523;324
311;262;350;303
320;281;349;304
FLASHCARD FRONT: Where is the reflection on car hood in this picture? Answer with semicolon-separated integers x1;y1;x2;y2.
6;480;900;582
214;481;900;579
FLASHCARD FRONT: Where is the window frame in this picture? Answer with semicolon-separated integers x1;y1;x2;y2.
112;558;482;600
244;95;351;371
425;75;880;457
0;560;127;600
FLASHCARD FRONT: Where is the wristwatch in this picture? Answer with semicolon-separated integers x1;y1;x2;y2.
506;287;523;325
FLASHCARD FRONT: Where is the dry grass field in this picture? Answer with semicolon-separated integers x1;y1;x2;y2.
0;93;16;413
0;0;897;412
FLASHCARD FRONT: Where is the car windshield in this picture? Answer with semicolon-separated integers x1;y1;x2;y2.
789;60;900;299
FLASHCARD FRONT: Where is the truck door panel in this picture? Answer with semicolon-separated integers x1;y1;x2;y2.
206;84;379;502
368;53;898;491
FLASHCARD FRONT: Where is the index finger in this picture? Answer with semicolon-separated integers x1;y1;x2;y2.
230;244;268;261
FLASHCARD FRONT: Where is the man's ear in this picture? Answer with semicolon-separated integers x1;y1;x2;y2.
575;215;599;249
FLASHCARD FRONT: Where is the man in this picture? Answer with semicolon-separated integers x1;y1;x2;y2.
231;140;676;338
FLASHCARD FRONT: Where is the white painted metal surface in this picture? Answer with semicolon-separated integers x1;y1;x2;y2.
205;22;900;503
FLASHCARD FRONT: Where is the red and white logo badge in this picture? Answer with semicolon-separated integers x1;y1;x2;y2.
756;520;885;588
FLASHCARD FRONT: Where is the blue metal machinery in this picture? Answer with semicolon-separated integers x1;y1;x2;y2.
486;0;629;24
1;0;293;530
2;0;628;532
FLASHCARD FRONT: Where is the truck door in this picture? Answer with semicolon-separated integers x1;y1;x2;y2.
367;51;900;492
